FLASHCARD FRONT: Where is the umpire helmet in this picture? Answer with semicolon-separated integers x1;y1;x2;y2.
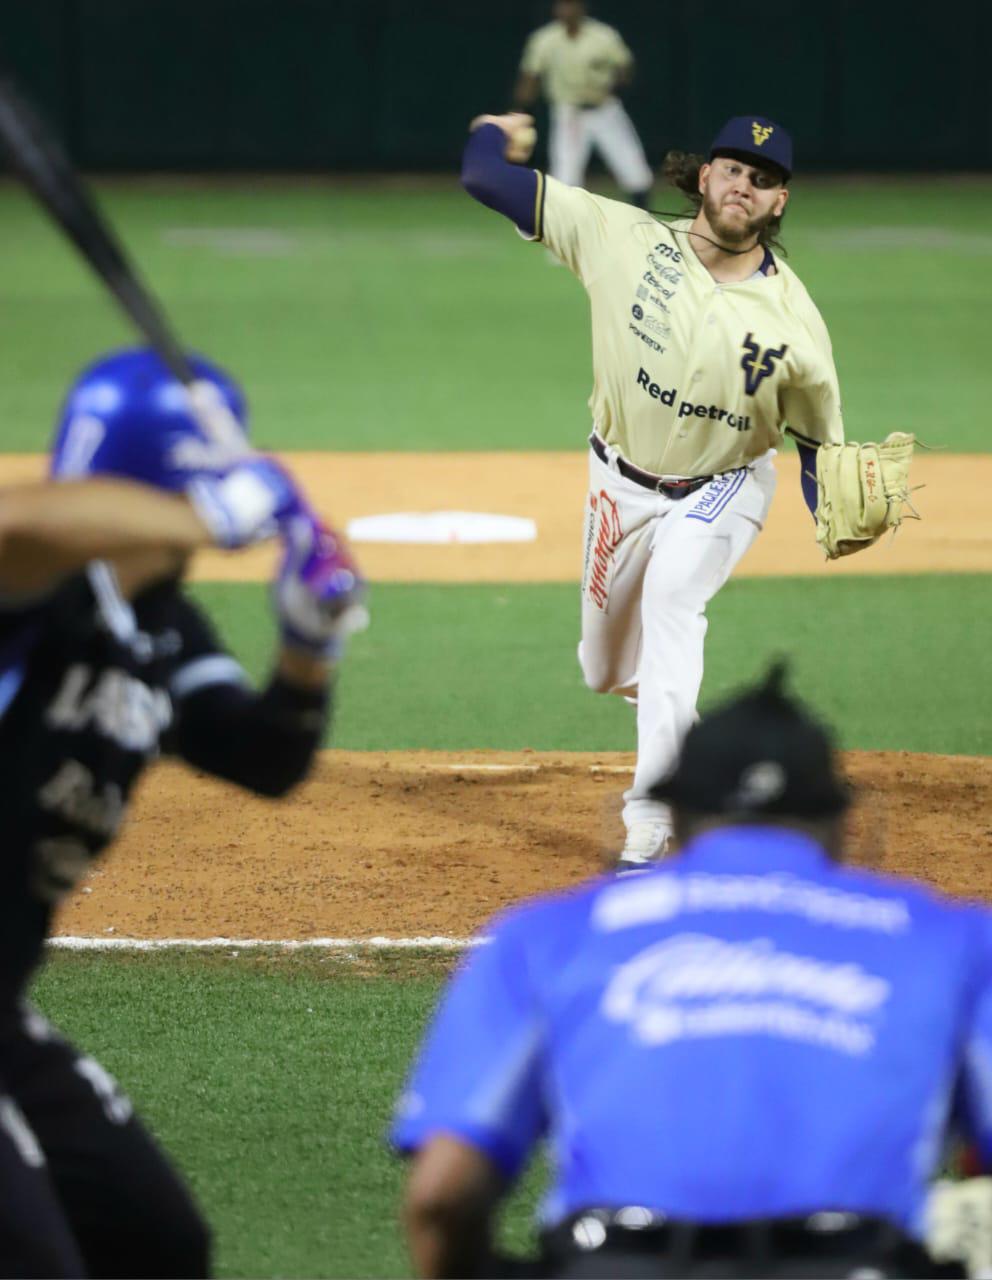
650;661;850;819
50;347;248;491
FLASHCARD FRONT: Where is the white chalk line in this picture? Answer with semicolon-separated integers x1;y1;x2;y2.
49;763;632;954
49;935;476;952
420;764;633;775
423;763;540;774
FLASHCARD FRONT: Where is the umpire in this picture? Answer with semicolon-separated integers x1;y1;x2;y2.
392;664;979;1278
0;348;365;1278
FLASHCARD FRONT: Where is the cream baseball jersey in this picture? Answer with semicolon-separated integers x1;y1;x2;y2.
533;175;845;476
520;20;632;108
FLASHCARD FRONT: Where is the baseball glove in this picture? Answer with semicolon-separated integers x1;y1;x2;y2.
813;432;918;559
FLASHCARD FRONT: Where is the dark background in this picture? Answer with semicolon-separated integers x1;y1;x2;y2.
0;0;984;172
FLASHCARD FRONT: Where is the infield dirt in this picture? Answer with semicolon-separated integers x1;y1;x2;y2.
54;750;992;940
5;448;985;939
3;450;990;582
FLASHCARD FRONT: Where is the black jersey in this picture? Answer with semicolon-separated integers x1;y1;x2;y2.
0;560;326;1275
0;564;253;995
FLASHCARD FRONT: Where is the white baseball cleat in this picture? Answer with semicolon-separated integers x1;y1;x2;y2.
615;821;672;874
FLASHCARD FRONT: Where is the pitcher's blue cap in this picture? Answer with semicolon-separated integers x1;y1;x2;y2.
710;116;792;181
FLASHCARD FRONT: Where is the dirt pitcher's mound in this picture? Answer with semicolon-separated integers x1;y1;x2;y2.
53;750;992;942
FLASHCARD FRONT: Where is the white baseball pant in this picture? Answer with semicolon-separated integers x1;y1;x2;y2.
549;98;654;192
578;443;778;836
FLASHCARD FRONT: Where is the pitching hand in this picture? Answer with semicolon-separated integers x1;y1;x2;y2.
468;112;537;164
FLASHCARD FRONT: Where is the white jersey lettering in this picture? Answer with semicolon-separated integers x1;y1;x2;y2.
45;663;172;752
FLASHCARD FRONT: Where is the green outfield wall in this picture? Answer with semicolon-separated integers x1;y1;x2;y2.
0;0;986;172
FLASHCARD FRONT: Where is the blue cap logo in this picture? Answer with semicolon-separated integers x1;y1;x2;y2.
751;122;774;147
710;115;792;179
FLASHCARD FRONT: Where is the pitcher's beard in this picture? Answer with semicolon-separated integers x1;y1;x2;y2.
701;190;773;249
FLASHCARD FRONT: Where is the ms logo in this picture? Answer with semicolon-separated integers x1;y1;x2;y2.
751;122;774;146
741;333;788;395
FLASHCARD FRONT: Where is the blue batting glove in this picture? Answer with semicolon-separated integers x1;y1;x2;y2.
187;455;305;549
273;515;369;659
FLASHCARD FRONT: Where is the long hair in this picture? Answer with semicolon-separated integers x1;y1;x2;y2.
659;150;788;257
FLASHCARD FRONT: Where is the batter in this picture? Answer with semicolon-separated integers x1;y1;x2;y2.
513;0;654;205
461;112;844;869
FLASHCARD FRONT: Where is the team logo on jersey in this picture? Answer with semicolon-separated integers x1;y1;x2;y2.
45;663;172;752
38;759;124;839
740;333;788;396
752;122;774;146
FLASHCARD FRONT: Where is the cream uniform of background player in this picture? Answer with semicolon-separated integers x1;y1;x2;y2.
461;112;847;868
513;0;654;207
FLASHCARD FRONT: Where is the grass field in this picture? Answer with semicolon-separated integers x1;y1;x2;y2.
186;577;992;756
1;177;990;452
8;175;991;1276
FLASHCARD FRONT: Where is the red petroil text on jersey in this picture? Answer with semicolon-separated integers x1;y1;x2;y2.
635;369;753;432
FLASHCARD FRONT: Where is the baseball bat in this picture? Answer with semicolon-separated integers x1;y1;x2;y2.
0;73;245;451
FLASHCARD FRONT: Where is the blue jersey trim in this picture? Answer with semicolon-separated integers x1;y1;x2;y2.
0;661;26;720
797;443;818;516
0;620;42;723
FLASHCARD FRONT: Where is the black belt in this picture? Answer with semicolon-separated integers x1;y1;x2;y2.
540;1209;957;1276
589;433;712;499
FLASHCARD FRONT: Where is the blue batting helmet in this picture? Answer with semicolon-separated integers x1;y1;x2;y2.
50;347;248;490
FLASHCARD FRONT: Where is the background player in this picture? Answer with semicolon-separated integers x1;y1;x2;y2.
0;347;364;1277
393;667;975;1280
461;111;851;870
513;0;654;206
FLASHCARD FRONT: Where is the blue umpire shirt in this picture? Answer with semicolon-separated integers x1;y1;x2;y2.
391;827;992;1238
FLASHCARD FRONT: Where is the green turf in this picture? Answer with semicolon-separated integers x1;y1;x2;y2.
32;951;440;1279
190;574;992;757
31;950;541;1280
7;173;989;1280
0;178;989;452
